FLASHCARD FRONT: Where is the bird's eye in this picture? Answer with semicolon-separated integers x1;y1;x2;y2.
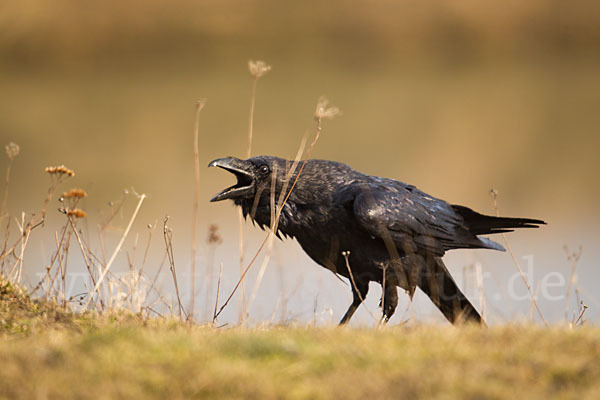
259;165;269;174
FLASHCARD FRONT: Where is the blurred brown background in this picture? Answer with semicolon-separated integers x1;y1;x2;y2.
1;0;598;323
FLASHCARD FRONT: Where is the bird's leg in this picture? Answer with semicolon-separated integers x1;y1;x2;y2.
339;279;369;325
380;282;399;323
379;267;399;324
418;257;485;325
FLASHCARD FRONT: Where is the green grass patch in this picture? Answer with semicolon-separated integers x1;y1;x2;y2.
1;280;599;399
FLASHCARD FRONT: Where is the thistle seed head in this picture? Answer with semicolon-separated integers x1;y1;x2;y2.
315;96;341;121
248;60;271;78
5;142;20;160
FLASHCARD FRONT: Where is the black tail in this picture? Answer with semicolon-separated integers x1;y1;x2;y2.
452;205;546;235
418;257;485;326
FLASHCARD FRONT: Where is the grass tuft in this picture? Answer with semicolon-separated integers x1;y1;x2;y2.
1;303;600;400
0;277;76;335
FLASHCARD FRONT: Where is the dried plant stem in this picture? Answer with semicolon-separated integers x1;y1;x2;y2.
269;296;282;325
212;262;223;324
0;217;10;274
202;239;217;322
530;282;542;320
9;218;32;283
0;175;65;264
30;223;69;296
502;235;547;326
67;216;97;294
490;191;547;327
100;190;128;232
190;99;206;320
381;263;387;323
61;229;74;301
83;192;146;310
342;251;378;323
247;78;258;159
246;164;279;311
475;262;485;320
214;98;335;321
46;266;60;300
279;120;322;208
47;224;71;302
214;132;308;321
229;61;273;323
237;209;247;324
236;77;260;324
149;248;169;295
564;245;583;322
135;222;156;290
215;212;273;319
56;232;66;305
1;159;14;219
127;233;139;272
163;217;187;321
574;300;588;326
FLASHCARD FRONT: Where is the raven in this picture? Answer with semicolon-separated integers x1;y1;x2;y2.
209;156;545;325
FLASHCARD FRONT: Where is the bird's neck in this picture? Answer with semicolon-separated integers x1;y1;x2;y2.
236;196;301;238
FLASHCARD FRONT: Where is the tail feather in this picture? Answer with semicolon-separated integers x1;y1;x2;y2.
452;205;546;236
477;237;506;252
418;257;485;325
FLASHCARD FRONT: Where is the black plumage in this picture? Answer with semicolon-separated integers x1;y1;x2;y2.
209;156;546;325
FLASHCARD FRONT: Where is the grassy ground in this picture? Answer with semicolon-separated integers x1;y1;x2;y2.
1;3;598;398
1;279;599;399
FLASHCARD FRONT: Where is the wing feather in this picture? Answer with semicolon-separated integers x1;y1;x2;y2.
351;181;471;256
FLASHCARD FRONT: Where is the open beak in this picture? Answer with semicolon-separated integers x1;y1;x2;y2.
208;157;255;202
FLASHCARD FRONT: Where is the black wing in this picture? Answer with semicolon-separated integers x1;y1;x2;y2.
350;181;506;257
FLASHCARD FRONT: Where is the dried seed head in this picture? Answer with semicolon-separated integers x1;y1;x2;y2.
207;224;223;245
45;165;75;177
248;60;271;78
62;188;88;198
196;98;207;108
489;188;499;200
67;209;87;218
315;96;341;121
5;142;20;160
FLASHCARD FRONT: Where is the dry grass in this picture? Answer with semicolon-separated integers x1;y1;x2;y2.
2;279;599;399
1;291;599;400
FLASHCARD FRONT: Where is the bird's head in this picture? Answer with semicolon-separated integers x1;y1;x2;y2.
208;156;291;204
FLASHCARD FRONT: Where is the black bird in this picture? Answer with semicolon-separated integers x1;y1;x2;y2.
209;156;545;325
